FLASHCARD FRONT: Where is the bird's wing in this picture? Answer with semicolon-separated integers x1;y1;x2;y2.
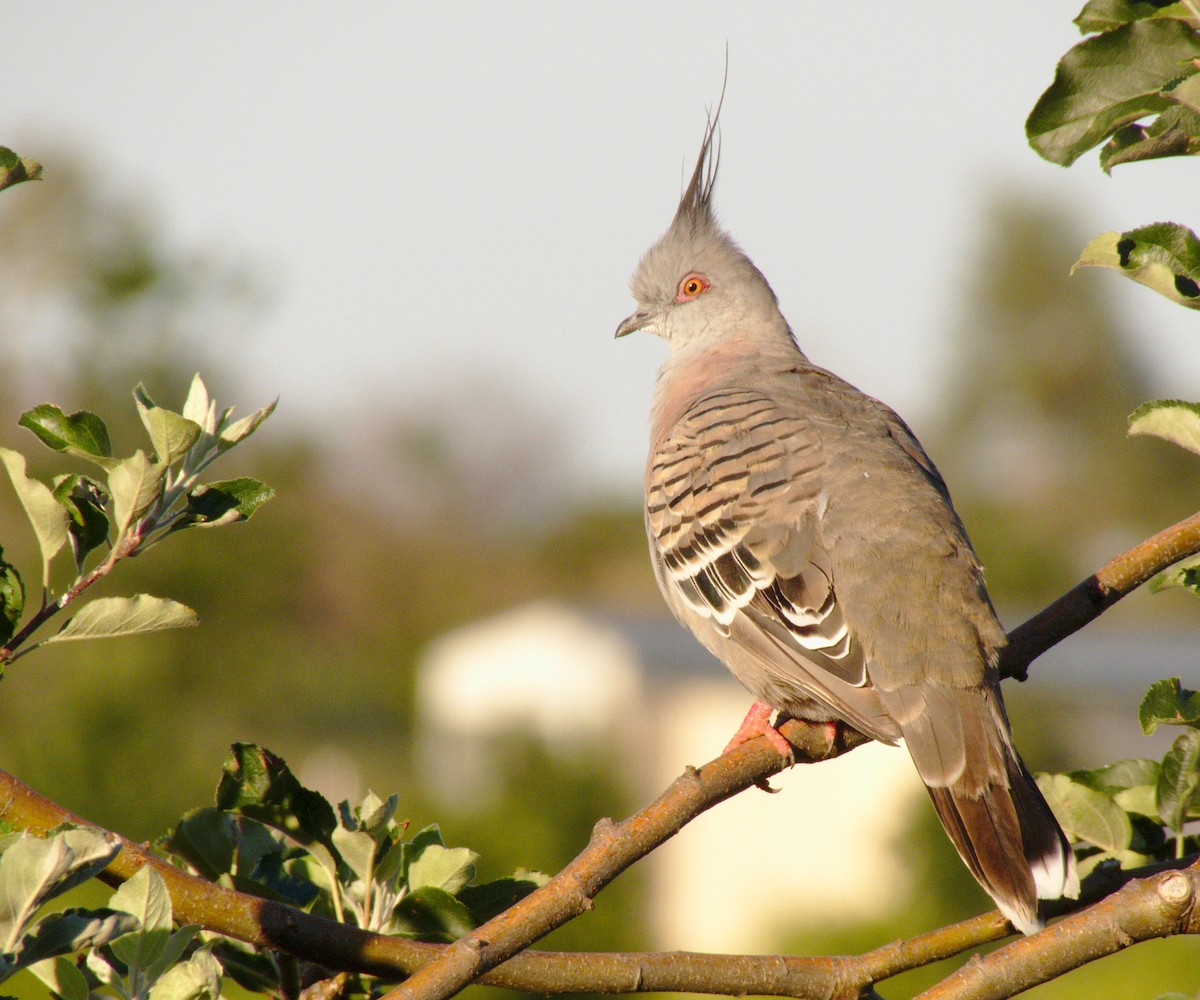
646;385;896;739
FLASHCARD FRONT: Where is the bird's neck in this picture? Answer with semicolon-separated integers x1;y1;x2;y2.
649;331;805;448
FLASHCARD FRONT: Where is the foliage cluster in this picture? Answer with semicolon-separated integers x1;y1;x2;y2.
1028;0;1200;308
0;746;546;999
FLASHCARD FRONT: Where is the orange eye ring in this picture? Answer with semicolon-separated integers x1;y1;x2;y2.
676;273;710;302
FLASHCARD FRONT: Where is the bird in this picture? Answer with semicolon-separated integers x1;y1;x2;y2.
614;108;1079;934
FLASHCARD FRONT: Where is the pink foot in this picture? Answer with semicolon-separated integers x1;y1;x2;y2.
723;700;794;762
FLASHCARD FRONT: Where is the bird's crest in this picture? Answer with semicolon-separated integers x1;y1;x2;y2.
670;84;725;237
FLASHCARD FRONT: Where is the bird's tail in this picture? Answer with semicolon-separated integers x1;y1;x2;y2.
925;750;1079;934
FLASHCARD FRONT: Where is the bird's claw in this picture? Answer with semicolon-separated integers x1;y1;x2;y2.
724;700;795;764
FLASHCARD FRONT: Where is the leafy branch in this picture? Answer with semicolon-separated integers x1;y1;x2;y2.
0;375;275;670
1028;1;1200;307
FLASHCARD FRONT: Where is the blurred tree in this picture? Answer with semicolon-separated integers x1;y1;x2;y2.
0;147;264;412
371;377;575;534
932;192;1198;608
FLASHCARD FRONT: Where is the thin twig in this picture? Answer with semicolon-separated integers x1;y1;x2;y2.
0;529;140;664
1000;508;1200;679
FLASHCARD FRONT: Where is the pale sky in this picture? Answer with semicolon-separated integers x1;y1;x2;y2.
4;4;1198;496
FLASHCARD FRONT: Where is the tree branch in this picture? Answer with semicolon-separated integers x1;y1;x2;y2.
6;762;1195;997
914;861;1200;1000
1000;508;1200;679
383;722;867;1000
0;767;438;979
1;755;1012;997
2;509;1199;998
385;506;1200;1000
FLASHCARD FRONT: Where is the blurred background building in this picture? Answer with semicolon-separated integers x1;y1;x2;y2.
412;600;1196;956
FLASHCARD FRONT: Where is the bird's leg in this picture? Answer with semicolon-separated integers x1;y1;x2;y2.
723;700;795;762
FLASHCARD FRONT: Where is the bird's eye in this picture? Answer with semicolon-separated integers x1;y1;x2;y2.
677;273;710;302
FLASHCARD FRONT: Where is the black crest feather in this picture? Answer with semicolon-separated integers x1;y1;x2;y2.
672;70;726;233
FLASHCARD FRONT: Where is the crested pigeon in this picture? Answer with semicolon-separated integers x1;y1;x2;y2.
615;111;1079;934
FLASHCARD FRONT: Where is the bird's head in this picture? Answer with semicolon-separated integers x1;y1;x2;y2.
615;109;787;351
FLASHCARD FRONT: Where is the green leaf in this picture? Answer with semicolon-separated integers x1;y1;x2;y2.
218;399;277;451
180;375;213;431
355;792;400;842
147;947;221;1000
1036;772;1133;851
407;844;478;895
0;830;120;951
1027;19;1200;166
215;745;339;864
134;385;202;465
1166;70;1200;114
1073;224;1200;308
1113;782;1160;817
1139;677;1200;733
45;595;198;646
163;808;237;881
0;548;24;647
52;475;111;573
1100;104;1200;171
0;147;42;192
1157;729;1200;833
1069;757;1161;792
144;924;202;984
165;810;294;903
331;827;377;886
144;409;202;466
375;838;407;889
401;825;445;886
1073;757;1161;789
108;867;173;971
13;907;141;970
246;852;324;909
18;405;114;467
1076;1;1197;33
85;949;122;992
208;939;281;996
0;447;71;585
1075;846;1155;880
1071;757;1164;818
108;450;166;536
394;887;476;942
170;478;275;532
1129;398;1200;454
1149;552;1200;596
1129;811;1170;852
27;954;91;1000
458;871;548;924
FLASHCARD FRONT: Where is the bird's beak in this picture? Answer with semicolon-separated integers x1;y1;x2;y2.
614;308;654;339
